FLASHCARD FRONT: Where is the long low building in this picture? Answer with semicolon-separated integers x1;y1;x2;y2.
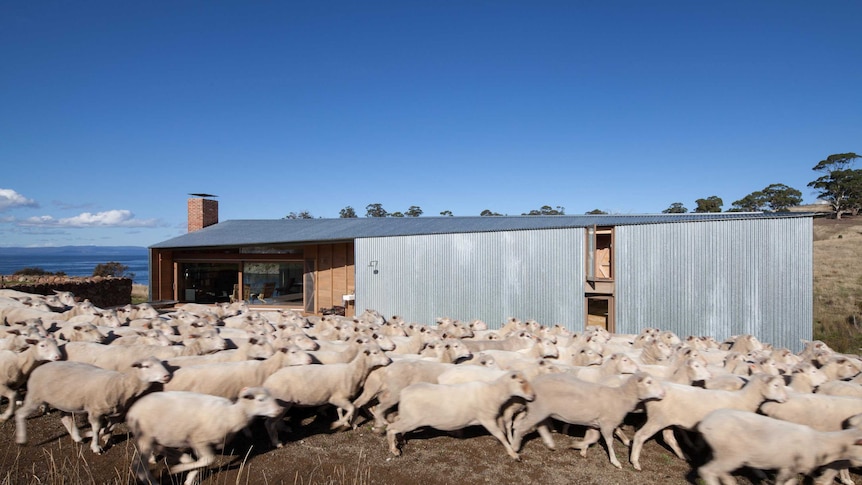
149;197;813;350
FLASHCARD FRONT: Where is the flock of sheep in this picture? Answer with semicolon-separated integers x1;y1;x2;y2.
2;288;862;485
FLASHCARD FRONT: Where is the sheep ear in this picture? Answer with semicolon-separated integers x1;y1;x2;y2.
856;439;862;446
131;360;143;368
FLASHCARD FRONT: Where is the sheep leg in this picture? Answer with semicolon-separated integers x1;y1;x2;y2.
629;420;665;471
571;428;601;457
696;460;725;485
614;426;631;446
60;413;85;443
87;413;105;454
14;398;42;445
774;469;797;485
265;407;290;448
329;398;355;429
511;411;554;452
0;386;18;422
385;421;406;456
600;426;623;469
478;417;520;460
535;421;557;450
662;428;686;459
168;444;215;478
132;436;158;485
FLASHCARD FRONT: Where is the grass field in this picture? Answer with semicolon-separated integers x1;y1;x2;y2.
813;215;862;352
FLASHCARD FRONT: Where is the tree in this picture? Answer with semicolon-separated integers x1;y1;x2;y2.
405;206;423;217
439;210;454;217
480;209;503;216
731;191;766;212
662;202;688;214
93;261;133;279
365;203;388;218
523;205;565;216
339;206;357;218
285;211;313;219
808;153;862;219
694;196;723;213
585;209;607;214
390;212;404;217
761;183;803;212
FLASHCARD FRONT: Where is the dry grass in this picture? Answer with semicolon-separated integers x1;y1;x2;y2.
813;216;862;352
131;284;149;305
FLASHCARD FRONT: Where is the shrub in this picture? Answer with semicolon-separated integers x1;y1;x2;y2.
92;261;133;279
13;267;54;276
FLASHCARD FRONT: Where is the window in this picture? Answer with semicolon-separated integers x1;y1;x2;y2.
242;262;304;305
180;262;239;303
586;226;613;281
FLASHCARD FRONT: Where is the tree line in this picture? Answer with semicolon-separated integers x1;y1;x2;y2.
285;152;860;220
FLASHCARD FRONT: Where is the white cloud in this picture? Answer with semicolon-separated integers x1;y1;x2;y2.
0;189;38;211
19;210;159;228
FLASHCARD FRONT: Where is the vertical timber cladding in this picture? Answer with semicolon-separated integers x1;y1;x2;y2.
355;228;585;331
308;242;355;316
149;249;174;301
614;217;812;352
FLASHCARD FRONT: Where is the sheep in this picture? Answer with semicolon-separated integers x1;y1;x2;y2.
63;329;226;371
565;352;641;383
127;387;280;485
15;356;170;454
697;408;862;485
819;355;862;381
786;362;829;393
510;372;665;469
817;380;862;398
164;345;312;398
0;336;63;422
478;338;558;368
263;344;392;446
53;322;107;343
352;358;460;431
386;371;535;460
628;373;788;470
552;346;603;367
461;331;536;353
107;328;174;347
165;337;275;368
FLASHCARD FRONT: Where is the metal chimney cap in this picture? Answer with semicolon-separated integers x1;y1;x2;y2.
188;193;218;198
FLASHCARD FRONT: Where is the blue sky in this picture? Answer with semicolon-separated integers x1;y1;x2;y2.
1;1;859;247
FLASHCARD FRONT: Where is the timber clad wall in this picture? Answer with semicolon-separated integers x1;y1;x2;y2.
305;242;355;315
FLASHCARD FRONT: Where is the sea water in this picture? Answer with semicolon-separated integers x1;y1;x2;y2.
0;250;149;284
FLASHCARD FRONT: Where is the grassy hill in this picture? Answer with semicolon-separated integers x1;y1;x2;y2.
813;214;862;352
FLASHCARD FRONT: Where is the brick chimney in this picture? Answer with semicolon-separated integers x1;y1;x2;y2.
188;197;218;232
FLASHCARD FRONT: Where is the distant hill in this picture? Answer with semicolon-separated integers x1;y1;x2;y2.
0;246;147;256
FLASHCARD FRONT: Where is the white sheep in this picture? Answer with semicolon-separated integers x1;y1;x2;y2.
0;336;63;422
510;372;665;469
15;356;170;454
164;345;312;398
263;344;392;445
386;370;535;460
127;387;280;485
697;408;862;485
165;337;275;368
629;373;788;470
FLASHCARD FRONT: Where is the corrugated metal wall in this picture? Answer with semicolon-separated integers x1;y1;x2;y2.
355;228;585;330
615;217;813;351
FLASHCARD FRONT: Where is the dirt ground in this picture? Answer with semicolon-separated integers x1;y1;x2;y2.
4;405;857;485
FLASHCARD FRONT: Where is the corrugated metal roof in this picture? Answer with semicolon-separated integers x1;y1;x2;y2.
150;212;815;249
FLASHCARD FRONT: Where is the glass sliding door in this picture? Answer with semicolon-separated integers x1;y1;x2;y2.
242;261;304;305
179;262;239;303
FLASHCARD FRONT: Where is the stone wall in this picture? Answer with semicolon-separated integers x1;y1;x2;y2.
1;276;132;308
